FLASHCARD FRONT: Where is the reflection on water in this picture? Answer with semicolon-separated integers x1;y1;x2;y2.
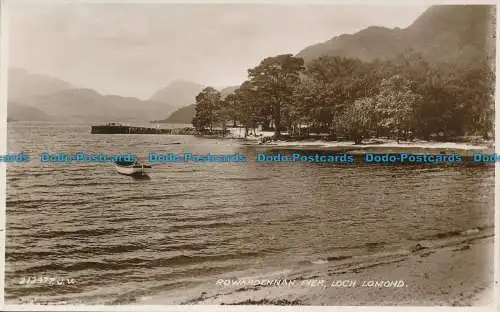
5;122;495;304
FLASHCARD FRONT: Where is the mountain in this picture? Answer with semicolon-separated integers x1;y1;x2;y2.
9;68;176;121
297;5;495;65
8;101;54;121
25;88;176;122
8;68;74;103
155;85;240;124
155;104;196;124
149;80;204;108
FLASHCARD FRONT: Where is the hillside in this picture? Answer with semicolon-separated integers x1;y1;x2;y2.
149;80;204;108
9;68;176;122
297;5;495;65
8;68;74;103
8;101;54;121
25;88;176;122
155;85;239;124
155;104;195;124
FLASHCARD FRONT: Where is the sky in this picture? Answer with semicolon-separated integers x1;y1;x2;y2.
8;2;430;99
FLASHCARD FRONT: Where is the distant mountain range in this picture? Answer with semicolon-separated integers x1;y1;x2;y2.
7;69;177;122
28;88;177;122
297;5;495;64
8;68;237;123
8;68;74;104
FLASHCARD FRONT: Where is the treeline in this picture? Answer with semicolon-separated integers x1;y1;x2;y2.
192;52;494;143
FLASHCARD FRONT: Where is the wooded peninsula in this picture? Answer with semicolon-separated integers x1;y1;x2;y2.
192;52;494;144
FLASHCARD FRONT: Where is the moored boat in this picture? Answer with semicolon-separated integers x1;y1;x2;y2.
114;160;152;176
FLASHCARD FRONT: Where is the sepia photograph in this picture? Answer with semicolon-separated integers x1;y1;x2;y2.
2;0;497;308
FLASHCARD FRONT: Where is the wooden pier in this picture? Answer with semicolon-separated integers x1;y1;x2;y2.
90;124;229;136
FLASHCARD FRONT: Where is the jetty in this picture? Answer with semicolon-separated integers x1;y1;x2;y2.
90;123;230;136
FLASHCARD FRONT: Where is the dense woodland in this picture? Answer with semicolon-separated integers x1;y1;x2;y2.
192;52;494;143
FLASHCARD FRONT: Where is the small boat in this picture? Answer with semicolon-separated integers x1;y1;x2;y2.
114;160;152;176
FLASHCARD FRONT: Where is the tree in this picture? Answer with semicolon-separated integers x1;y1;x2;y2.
233;81;262;137
222;93;239;127
336;97;375;144
248;54;305;138
303;56;375;135
374;75;422;142
202;49;492;143
192;87;221;132
454;61;495;139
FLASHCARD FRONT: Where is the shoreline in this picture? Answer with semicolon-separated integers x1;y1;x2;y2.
238;138;491;151
228;129;492;151
239;139;494;157
140;228;494;306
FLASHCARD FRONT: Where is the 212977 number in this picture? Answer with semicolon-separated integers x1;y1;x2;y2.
18;276;76;286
